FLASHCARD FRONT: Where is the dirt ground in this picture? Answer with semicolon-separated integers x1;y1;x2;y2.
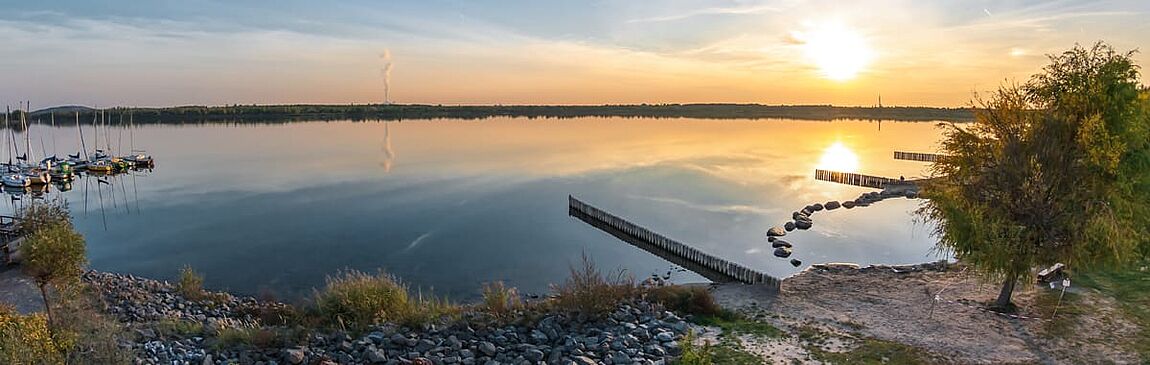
707;263;1142;364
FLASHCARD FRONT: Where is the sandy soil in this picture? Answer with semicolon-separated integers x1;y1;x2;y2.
706;263;1142;364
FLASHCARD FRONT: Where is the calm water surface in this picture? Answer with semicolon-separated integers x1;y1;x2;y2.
7;117;947;300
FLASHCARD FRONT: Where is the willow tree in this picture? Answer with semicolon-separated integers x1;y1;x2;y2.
922;42;1150;309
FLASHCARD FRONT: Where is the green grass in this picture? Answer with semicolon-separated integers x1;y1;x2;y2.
810;338;946;365
677;331;765;365
1076;262;1150;359
692;312;783;339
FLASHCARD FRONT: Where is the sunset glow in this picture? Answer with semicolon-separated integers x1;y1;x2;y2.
793;22;874;81
817;142;860;172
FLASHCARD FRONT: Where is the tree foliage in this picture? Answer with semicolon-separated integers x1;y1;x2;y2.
19;201;87;325
922;42;1149;307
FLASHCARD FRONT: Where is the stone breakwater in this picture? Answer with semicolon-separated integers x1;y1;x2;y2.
83;272;693;365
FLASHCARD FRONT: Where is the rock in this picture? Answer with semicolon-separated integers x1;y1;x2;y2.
906;191;919;199
784;221;796;231
524;349;545;362
654;332;674;342
801;207;814;216
571;356;597;365
773;247;793;258
767;226;786;237
794;220;812;230
201;354;213;365
284;349;306;365
841;200;856;209
135;328;157;340
825;201;840;210
478;341;497;357
790;259;802;267
792;211;808;220
771;240;792;248
768;236;777;243
390;333;407;345
365;348;388;364
412;358;433;365
611;352;633;364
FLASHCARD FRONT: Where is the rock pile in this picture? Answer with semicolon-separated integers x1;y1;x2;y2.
84;272;693;365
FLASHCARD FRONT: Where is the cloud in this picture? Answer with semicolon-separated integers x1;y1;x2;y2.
627;4;781;23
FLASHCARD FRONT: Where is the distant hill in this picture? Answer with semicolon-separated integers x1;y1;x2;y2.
12;103;976;124
30;105;95;116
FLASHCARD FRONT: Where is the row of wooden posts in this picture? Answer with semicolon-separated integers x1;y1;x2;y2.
893;151;942;162
569;195;780;289
814;169;899;189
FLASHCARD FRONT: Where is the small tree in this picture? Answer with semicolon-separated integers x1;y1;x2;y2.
922;42;1150;309
20;204;87;326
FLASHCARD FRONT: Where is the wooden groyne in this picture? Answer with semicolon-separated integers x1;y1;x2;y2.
893;151;941;162
814;169;902;189
568;195;779;290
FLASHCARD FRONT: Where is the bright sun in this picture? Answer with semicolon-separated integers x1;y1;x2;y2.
817;142;860;172
793;22;874;81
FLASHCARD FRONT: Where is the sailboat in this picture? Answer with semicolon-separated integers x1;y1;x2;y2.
119;113;153;168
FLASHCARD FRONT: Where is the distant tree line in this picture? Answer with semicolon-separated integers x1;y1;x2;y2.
8;104;975;126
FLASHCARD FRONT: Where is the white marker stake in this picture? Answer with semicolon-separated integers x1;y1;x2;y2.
1052;278;1070;319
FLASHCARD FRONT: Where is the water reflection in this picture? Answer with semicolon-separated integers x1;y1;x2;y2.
816;142;860;172
4;118;947;300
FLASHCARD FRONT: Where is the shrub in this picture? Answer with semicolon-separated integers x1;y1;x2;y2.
676;331;714;365
17;200;72;236
315;270;411;330
21;220;87;326
550;254;637;318
0;304;65;364
177;265;205;301
53;285;131;364
647;285;723;317
481;281;522;317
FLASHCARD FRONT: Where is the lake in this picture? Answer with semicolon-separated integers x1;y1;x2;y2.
3;117;948;300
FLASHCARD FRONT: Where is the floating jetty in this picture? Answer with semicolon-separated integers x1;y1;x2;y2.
569;195;780;290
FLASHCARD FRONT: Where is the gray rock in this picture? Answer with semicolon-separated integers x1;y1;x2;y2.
825;201;841;210
478;341;497;357
811;203;824;211
767;226;786;237
841;200;856;209
768;236;777;243
784;221;796;231
524;348;544;362
284;349;306;365
654;332;674;343
365;348;388;364
571;356;597;365
790;259;802;267
771;240;792;248
201;354;213;365
390;334;408;345
611;352;633;364
773;247;793;258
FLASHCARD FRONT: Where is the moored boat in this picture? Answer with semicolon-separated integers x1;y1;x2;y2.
1;173;29;188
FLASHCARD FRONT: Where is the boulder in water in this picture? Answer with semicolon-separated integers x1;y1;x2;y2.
793;211;808;220
825;201;841;210
794;220;812;230
841;201;856;209
768;236;777;243
811;203;824;211
773;247;793;258
771;240;792;248
784;221;796;231
767;226;786;237
905;191;919;199
790;259;802;267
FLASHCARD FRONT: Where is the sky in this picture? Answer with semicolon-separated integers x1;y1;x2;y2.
1;0;1147;108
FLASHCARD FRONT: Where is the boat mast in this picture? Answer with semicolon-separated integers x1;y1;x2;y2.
77;111;88;160
23;101;31;164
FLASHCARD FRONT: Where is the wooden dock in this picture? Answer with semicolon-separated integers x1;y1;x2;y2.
569;195;780;290
0;215;21;265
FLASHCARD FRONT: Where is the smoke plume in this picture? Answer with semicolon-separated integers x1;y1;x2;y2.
380;49;393;104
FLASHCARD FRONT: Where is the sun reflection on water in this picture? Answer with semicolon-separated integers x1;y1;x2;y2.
816;141;860;172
